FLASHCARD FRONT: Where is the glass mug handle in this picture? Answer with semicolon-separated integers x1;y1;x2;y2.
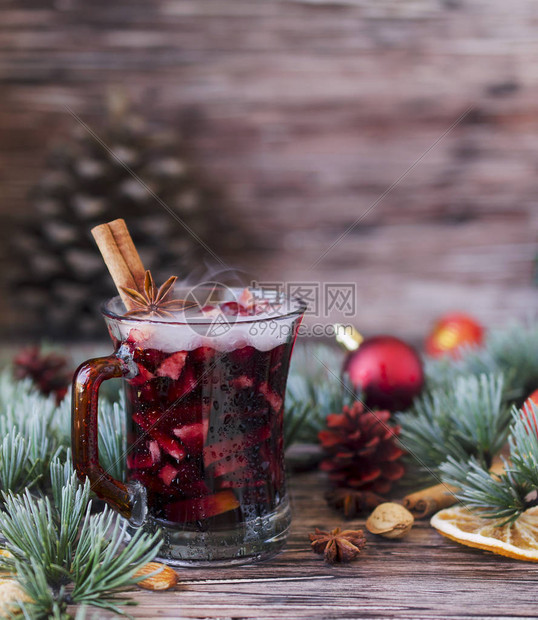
72;354;147;525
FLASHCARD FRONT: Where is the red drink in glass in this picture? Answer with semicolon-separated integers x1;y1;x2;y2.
73;285;305;565
123;340;292;529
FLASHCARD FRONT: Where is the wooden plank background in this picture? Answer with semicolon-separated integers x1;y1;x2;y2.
94;470;538;619
0;0;537;341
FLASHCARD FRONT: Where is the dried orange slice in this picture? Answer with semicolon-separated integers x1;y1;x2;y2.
431;505;538;561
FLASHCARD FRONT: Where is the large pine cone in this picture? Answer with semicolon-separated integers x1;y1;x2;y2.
319;401;405;494
10;97;253;339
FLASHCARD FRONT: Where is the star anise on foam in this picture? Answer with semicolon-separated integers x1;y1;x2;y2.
309;527;366;564
121;270;196;319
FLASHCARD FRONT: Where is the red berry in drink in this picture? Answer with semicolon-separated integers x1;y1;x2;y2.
128;363;155;387
127;453;156;470
173;420;209;456
154;434;187;461
159;464;179;486
171;460;209;498
190;346;215;365
156;351;188;380
133;411;187;462
229;346;257;366
166;366;198;403
231;375;255;390
148;440;161;464
219;477;266;490
136;348;169;372
259;382;283;412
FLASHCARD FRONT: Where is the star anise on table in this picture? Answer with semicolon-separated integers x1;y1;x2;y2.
309;527;367;564
325;488;384;519
121;270;196;319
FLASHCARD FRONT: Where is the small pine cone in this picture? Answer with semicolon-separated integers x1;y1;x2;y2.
318;401;405;494
325;488;384;519
13;346;72;403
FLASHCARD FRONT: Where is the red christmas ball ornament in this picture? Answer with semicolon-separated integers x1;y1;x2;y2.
343;335;424;411
425;313;484;358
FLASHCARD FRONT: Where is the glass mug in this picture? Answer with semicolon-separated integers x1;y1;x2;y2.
72;286;305;566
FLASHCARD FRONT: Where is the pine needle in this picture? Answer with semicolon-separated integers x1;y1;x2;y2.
425;317;538;401
98;395;127;482
398;373;510;473
284;344;353;446
439;402;538;524
0;456;161;618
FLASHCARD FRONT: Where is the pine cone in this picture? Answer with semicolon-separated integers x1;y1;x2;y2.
13;346;72;403
10;95;254;339
319;401;405;494
325;488;384;519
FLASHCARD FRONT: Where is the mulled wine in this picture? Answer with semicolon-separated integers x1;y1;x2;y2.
73;220;305;565
123;339;291;529
91;286;306;564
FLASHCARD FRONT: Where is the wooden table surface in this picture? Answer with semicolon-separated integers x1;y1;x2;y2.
118;470;538;620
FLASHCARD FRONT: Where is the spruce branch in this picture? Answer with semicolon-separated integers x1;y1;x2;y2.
50;450;76;509
14;558;71;620
507;401;538;490
425;318;538;401
52;395;72;449
284;344;354;447
439;457;528;525
398;373;510;473
0;371;63;496
0;457;161;618
98;396;127;482
0;428;38;495
439;402;538;524
0;371;36;410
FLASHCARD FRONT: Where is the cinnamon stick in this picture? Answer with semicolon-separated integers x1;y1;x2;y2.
107;219;146;293
402;482;458;518
402;459;506;518
91;219;146;310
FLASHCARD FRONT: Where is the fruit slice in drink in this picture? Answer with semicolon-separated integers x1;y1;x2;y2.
156;351;188;380
164;490;240;522
173;420;209;456
132;411;186;461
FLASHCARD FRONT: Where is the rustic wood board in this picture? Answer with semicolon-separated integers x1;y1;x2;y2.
109;470;538;619
1;0;538;340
